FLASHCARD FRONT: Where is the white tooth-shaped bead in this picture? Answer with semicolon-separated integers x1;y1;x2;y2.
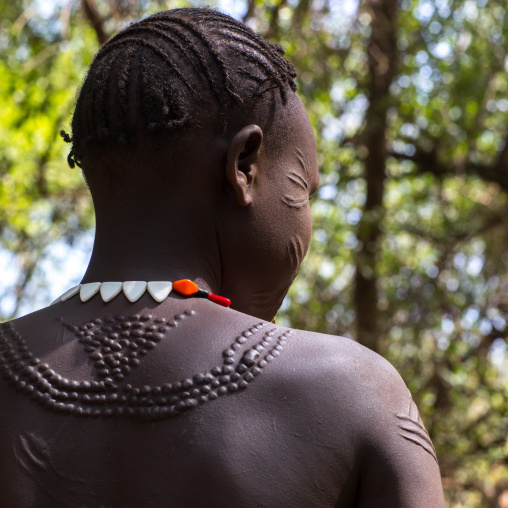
100;282;123;302
58;284;82;303
147;281;173;302
80;282;101;302
122;281;147;302
50;296;61;305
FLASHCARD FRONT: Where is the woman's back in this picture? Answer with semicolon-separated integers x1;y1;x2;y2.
1;7;444;506
0;295;364;507
0;293;443;507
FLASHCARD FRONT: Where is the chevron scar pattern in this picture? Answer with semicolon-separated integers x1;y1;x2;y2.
14;432;159;504
0;317;292;421
396;396;438;463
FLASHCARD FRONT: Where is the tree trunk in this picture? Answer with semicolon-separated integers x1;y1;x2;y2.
354;0;398;351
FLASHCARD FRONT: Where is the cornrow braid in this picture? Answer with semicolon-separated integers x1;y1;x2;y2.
66;7;298;168
198;12;296;78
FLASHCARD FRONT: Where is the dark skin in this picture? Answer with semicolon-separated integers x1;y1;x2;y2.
0;93;444;507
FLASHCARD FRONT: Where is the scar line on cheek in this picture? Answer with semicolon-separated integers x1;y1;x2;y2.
281;195;308;210
287;170;308;190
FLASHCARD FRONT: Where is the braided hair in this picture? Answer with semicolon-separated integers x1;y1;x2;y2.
62;8;297;169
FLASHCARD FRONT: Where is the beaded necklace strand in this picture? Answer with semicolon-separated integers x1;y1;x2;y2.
51;279;231;307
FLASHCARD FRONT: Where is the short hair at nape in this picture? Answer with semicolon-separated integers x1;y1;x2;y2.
62;7;297;169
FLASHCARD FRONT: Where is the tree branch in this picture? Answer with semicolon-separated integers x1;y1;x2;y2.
389;146;508;193
242;0;256;23
265;0;287;39
81;0;109;45
400;211;507;245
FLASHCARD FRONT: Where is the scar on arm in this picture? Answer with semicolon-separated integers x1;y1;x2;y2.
396;396;438;463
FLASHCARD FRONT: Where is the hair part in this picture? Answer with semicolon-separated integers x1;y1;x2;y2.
64;7;297;169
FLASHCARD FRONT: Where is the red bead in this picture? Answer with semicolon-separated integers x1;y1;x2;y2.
207;294;231;307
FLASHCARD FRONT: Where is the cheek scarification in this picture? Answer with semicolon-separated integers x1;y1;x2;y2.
287;235;306;276
281;170;310;210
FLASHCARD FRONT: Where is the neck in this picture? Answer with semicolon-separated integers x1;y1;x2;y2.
81;216;221;295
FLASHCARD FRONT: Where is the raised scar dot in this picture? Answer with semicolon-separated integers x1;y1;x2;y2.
241;349;259;366
2;321;293;420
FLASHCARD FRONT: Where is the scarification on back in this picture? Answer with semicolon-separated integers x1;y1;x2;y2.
0;316;293;421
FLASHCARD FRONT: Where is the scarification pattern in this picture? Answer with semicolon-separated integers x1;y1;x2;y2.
14;432;160;504
396;397;438;463
282;167;310;210
0;318;292;421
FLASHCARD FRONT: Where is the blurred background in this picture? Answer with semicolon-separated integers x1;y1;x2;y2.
0;0;507;505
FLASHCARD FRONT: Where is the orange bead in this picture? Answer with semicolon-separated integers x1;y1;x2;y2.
173;279;199;296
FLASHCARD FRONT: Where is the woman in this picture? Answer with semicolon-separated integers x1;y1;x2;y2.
0;8;444;507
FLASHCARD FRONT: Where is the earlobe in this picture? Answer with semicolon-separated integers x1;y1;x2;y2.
225;124;263;207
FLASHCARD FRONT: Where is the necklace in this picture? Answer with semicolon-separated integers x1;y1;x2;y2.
51;279;231;307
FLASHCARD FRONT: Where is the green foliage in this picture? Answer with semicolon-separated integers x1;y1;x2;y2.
1;0;507;505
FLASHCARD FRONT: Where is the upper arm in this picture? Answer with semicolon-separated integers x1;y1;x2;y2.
353;356;445;508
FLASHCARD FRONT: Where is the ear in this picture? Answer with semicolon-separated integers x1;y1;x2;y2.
225;124;263;207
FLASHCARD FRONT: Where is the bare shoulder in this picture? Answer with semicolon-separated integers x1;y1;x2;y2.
279;327;411;409
250;324;417;449
278;328;444;506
